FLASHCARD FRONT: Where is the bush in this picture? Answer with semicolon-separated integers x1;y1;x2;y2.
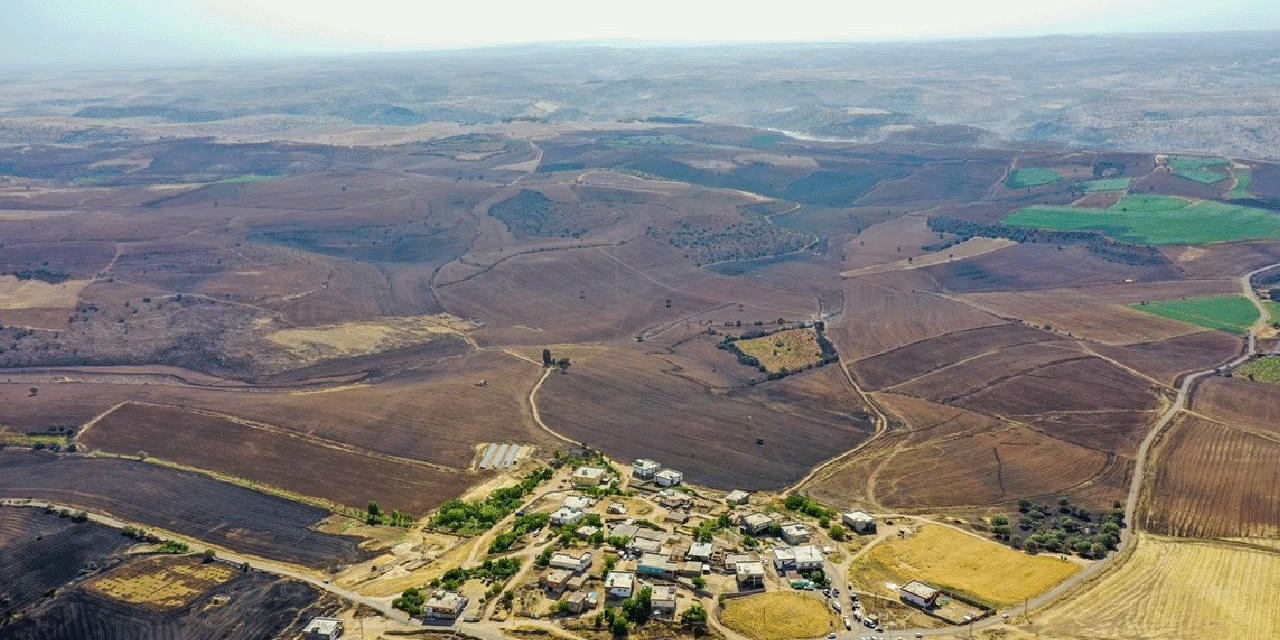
393;587;425;617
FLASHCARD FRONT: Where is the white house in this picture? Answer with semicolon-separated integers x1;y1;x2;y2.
725;490;750;505
655;468;683;487
562;495;596;510
304;617;343;640
550;506;584;526
424;590;468;619
900;580;940;609
793;545;824;571
771;546;796;570
781;523;811;545
842;510;875;533
736;561;766;588
632;459;661;479
606;571;635;599
549;551;592;573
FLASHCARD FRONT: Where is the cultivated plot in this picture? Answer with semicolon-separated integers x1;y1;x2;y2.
1130;295;1258;334
1005;196;1280;245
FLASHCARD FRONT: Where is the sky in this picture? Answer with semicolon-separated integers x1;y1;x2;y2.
6;0;1280;67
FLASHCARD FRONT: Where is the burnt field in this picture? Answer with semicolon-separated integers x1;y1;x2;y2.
0;452;369;569
0;556;341;640
538;347;873;490
0;508;131;622
79;402;469;514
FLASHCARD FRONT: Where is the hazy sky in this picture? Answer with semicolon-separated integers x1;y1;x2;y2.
7;0;1280;66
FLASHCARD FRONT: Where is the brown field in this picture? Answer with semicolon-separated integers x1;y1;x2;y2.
0;508;133;619
1161;240;1280;279
805;393;1128;511
85;555;237;610
892;343;1086;404
1145;415;1280;539
1090;330;1239;385
841;238;1015;278
959;279;1239;343
732;327;825;374
720;591;837;640
1035;534;1280;640
79;402;473;514
840;214;942;270
851;323;1055;390
922;243;1185;293
829;271;1003;361
537;346;871;489
855;157;1009;206
1193;375;1280;429
0;451;369;568
848;524;1081;608
0;275;91;310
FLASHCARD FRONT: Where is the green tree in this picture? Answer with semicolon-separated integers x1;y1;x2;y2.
543;348;553;366
991;514;1009;527
692;576;706;590
367;501;383;525
610;616;629;636
681;604;708;627
828;524;846;541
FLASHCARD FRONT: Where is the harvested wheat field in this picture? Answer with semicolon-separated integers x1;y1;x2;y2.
1035;534;1280;640
85;555;238;610
849;524;1081;608
1144;415;1280;539
720;591;837;640
0;275;91;309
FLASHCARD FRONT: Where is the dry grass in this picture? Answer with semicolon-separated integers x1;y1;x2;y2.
840;238;1015;278
265;313;475;363
1035;534;1280;640
720;591;837;640
0;275;90;310
849;524;1081;608
85;556;237;609
734;328;825;374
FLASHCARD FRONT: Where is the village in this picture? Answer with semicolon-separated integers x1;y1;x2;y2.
307;449;1041;640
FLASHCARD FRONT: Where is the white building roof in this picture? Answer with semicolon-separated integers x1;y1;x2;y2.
305;617;342;634
736;560;766;577
563;495;596;510
782;523;810;536
633;458;660;470
574;466;606;479
551;506;583;521
689;541;714;557
844;510;874;523
655;468;683;481
651;584;678;604
425;590;466;611
725;490;750;502
794;545;824;564
606;571;634;590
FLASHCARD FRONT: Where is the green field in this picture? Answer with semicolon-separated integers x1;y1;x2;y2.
1081;178;1132;192
1131;295;1259;334
1167;156;1230;170
1174;168;1228;184
1236;356;1280;383
1004;195;1280;245
1229;166;1253;199
1007;168;1061;189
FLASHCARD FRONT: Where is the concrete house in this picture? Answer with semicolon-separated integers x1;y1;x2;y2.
792;545;824;571
550;506;584;526
781;523;811;545
651;585;678;619
842;510;876;533
575;524;601;539
606;571;635;599
573;466;607;487
899;580;941;609
542;569;573;593
549;551;592;573
637;552;676;577
562;495;596;510
654;468;684;487
688;541;715;562
740;512;774;535
735;560;766;588
725;490;750;505
424;590;468;619
632;459;661;479
304;617;343;640
722;552;756;572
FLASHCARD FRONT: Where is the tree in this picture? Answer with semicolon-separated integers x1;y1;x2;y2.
367;502;384;525
202;549;216;562
552;599;571;614
1024;539;1040;553
991;514;1010;527
543;348;553;367
828;525;846;541
28;387;37;396
610;616;629;636
556;357;571;372
692;576;706;590
681;604;709;627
